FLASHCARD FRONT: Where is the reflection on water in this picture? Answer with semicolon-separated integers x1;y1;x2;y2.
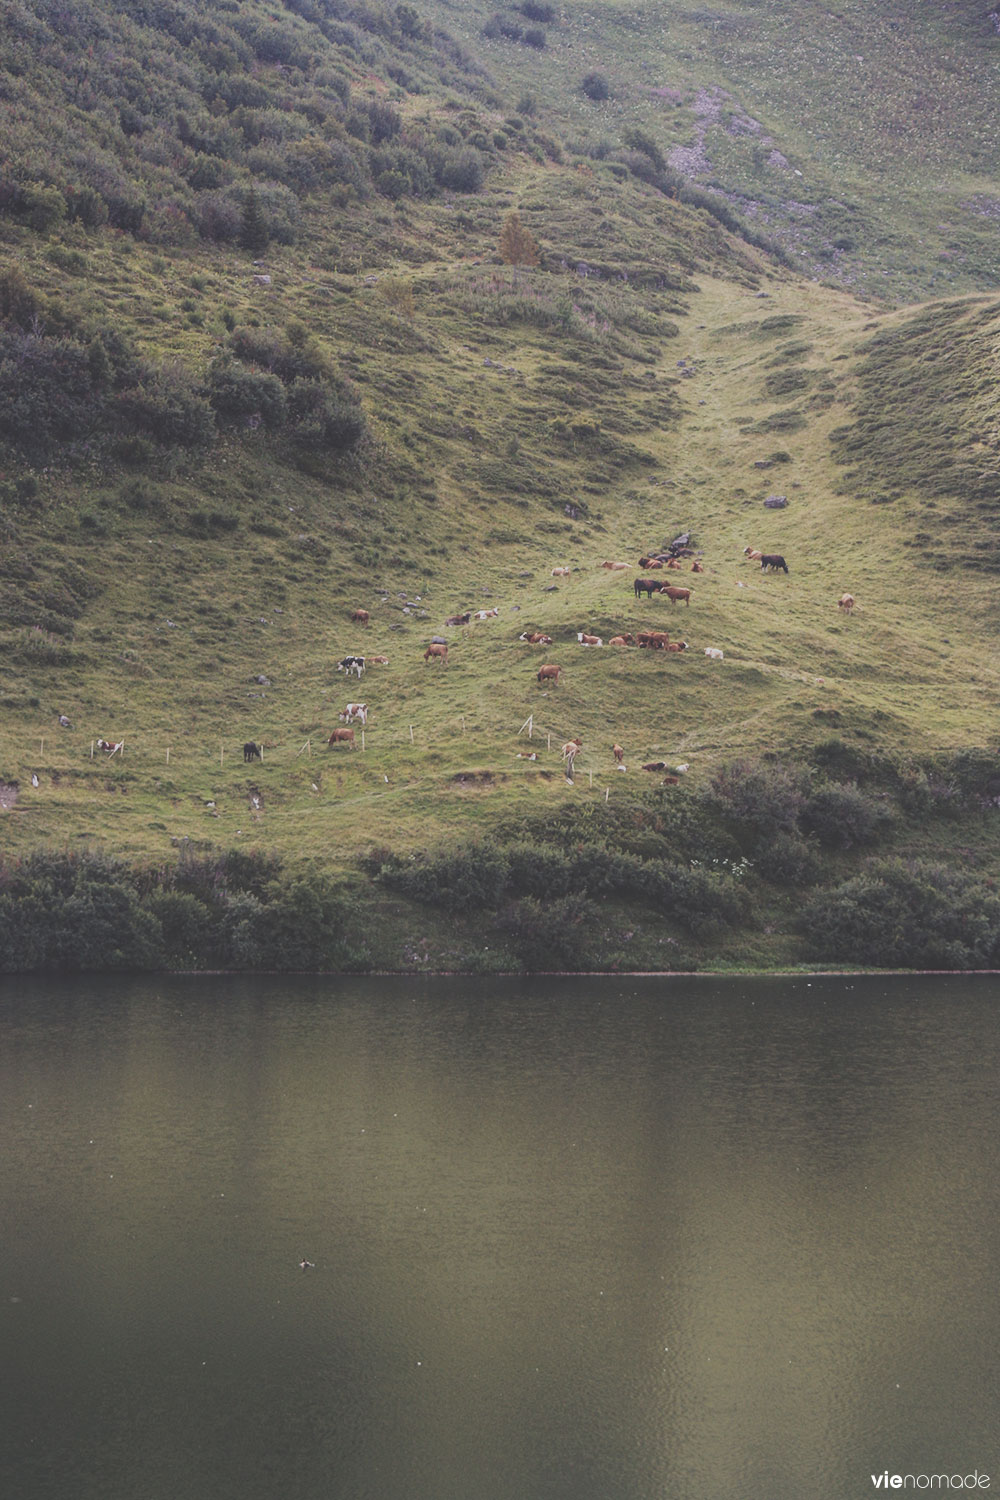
1;974;998;1500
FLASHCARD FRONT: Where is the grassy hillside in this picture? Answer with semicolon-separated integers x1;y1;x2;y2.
1;0;1000;971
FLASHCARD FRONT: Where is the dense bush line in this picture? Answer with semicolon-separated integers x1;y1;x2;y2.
0;850;369;972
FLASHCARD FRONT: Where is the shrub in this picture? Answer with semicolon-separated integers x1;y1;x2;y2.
207;356;288;428
120;370;216;447
581;71;610;101
800;860;1000;969
287;376;367;452
499;893;598;970
800;780;892;849
706;758;810;835
751;831;821;887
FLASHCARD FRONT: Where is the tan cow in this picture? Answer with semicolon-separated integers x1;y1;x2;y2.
537;664;561;684
551;566;571;577
350;608;370;626
660;586;692;605
838;593;855;614
601;561;630;571
424;642;448;663
328;727;356;748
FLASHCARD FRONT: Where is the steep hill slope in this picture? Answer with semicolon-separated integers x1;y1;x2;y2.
1;0;1000;970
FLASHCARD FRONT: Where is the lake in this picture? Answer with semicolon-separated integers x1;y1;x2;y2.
1;974;997;1500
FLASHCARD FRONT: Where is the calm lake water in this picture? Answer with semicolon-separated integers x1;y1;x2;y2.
1;974;998;1500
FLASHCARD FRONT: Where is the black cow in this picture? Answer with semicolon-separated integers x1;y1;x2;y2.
634;577;664;599
337;655;366;678
243;741;261;762
760;554;789;573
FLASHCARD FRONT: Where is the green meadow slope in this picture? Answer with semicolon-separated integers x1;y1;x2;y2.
1;0;999;970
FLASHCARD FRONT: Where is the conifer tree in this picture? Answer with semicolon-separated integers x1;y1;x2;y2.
240;187;269;254
499;211;540;267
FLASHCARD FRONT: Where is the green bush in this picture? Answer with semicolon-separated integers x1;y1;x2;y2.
207;356;288;428
706;758;810;835
800;780;892;849
582;72;611;101
800;860;1000;969
499;893;599;970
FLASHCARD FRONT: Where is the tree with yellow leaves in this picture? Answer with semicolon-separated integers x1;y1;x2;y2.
498;210;540;267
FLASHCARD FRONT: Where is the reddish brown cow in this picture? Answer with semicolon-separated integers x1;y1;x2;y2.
638;556;663;569
328;727;356;748
424;642;448;663
664;557;683;570
445;612;471;626
613;743;625;764
608;634;635;647
350;608;370;626
691;560;705;573
665;641;689;652
637;630;671;649
537;664;561;684
660;586;692;605
519;631;553;645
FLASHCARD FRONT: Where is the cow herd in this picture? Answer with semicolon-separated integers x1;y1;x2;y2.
312;541;855;770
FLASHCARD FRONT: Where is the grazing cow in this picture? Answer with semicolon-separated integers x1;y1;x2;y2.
613;743;625;764
838;593;855;614
350;608;370;627
635;577;664;599
608;634;634;647
637;630;671;649
601;561;630;571
519;631;553;645
760;554;788;573
473;608;499;620
327;727;356;748
665;640;688;652
561;737;582;780
661;775;681;786
550;566;571;577
744;547;763;562
577;632;603;646
243;741;262;762
691;560;705;573
537;664;561;684
445;612;471;627
368;654;389;665
96;738;124;756
641;761;668;772
660;586;692;605
704;647;724;661
638;556;663;569
337;655;365;678
424;642;448;663
340;703;368;725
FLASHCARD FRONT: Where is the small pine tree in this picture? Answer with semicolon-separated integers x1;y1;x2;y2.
240;187;269;254
498;210;540;267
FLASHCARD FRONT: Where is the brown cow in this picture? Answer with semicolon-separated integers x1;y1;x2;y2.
519;631;553;645
635;577;665;599
550;566;571;577
577;632;603;646
445;612;471;626
660;586;692;605
613;743;625;764
637;630;671;649
608;634;635;647
601;561;630;571
328;727;356;748
665;640;688;652
537;664;561;684
744;547;763;562
838;593;855;614
691;560;705;573
664;557;683;570
367;654;390;665
424;642;448;662
350;608;370;626
638;556;663;569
